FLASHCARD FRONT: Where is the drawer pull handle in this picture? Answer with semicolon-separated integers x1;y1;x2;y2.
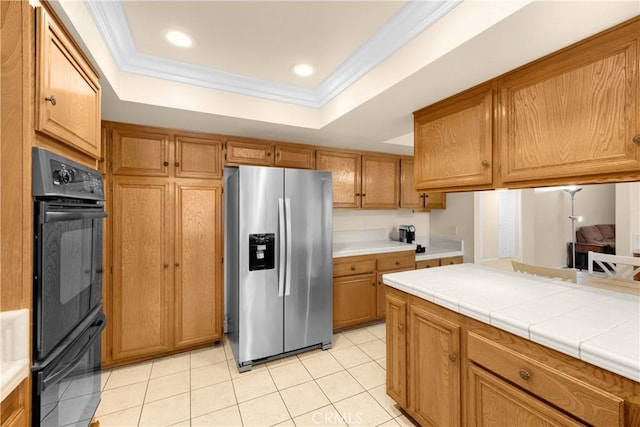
45;95;57;105
350;265;356;271
633;134;640;144
448;354;457;362
519;369;530;380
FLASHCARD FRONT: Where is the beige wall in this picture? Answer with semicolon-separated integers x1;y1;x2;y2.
615;182;640;256
333;209;430;238
430;192;474;262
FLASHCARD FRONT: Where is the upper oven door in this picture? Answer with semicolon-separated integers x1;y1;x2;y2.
34;201;107;361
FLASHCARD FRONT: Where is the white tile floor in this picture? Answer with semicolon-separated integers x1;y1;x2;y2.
96;322;419;427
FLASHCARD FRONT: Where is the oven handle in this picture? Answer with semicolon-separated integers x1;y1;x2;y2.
37;315;106;395
44;210;107;223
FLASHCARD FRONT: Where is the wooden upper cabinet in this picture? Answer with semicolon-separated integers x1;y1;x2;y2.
35;7;101;158
111;124;171;176
361;155;399;209
498;22;640;185
175;134;223;179
414;82;494;192
316;150;361;208
400;159;446;210
225;137;274;166
275;144;315;169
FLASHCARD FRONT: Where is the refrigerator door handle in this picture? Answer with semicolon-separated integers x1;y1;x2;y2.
278;198;286;297
285;198;292;296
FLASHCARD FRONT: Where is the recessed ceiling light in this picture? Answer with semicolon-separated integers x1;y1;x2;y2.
165;31;193;48
292;64;315;77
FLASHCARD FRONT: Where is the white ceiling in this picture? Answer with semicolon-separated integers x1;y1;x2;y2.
51;0;640;155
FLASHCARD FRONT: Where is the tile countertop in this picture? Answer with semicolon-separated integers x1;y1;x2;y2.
333;240;417;258
0;309;29;401
382;264;640;383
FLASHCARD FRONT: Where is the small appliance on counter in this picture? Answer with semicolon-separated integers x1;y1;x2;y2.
398;225;416;243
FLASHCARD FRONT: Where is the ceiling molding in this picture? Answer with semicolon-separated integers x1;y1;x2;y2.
86;0;460;108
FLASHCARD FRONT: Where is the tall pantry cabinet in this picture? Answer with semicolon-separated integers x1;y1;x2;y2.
103;122;223;365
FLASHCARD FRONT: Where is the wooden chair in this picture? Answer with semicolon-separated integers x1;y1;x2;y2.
511;260;577;283
588;252;640;281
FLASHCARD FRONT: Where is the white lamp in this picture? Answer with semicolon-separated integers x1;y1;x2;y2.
564;187;583;269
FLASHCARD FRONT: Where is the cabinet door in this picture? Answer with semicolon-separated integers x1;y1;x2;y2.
275;145;315;169
36;8;101;158
225;138;274;166
498;25;640;185
425;192;446;210
386;292;407;408
409;304;461;427
175;135;223;179
111;177;171;361
333;274;376;329
361;155;399;209
414;82;494;191
316;150;361;208
468;364;585;427
112;124;171;176
400;159;424;209
174;181;223;348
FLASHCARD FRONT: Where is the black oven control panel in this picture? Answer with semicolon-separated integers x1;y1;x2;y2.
33;147;105;201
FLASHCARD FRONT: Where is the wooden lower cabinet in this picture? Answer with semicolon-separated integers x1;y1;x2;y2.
333;273;376;329
468;365;584;427
385;289;635;427
1;380;28;427
109;176;223;364
408;301;461;427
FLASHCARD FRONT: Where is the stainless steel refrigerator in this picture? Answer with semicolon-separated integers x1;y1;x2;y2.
224;166;333;371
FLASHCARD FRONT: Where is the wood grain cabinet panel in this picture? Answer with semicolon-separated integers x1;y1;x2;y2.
333;273;376;329
498;24;640;185
361;155;399;209
175;135;223;179
35;7;101;158
386;291;407;408
225;138;273;166
468;365;585;427
174;181;223;348
111;124;170;176
400;159;446;210
111;177;171;361
316;150;362;208
275;144;315;169
414;82;494;192
409;303;461;427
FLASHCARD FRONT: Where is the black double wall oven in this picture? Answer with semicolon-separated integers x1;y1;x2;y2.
32;148;107;427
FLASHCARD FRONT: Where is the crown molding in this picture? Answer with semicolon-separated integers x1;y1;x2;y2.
86;0;460;108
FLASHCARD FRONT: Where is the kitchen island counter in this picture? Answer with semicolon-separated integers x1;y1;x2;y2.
383;263;640;382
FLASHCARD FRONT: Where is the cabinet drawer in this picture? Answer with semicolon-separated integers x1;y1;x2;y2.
467;332;624;426
440;256;463;266
377;254;415;271
416;259;440;269
333;259;376;277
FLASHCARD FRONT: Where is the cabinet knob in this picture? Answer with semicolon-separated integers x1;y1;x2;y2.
355;193;361;196
350;265;356;271
398;324;404;332
175;162;180;167
519;369;530;380
267;152;272;157
481;159;490;167
362;193;366;197
175;263;180;267
276;151;281;158
395;260;400;265
633;134;640;144
449;353;457;362
45;95;57;106
163;161;169;167
163;263;169;268
371;281;376;287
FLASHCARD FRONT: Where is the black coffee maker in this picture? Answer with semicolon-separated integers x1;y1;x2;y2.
398;225;415;243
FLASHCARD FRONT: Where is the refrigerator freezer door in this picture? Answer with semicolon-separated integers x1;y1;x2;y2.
238;167;284;363
283;169;333;352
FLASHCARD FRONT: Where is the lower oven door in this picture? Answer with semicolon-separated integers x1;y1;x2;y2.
32;311;106;427
34;201;107;360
